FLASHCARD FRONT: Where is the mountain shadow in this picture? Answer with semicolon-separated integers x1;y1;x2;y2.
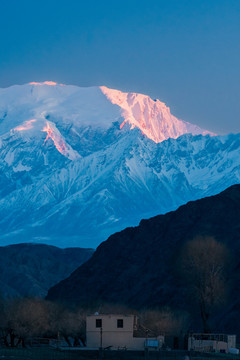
47;184;240;335
0;243;94;297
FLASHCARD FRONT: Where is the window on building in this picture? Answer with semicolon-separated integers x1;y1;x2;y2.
96;319;102;328
117;319;124;328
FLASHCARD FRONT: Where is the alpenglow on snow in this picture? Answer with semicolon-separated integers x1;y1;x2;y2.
0;81;239;248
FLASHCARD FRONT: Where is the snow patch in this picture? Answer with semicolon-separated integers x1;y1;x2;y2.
14;119;37;131
4;150;15;165
13;162;32;172
42;121;81;161
29;81;61;86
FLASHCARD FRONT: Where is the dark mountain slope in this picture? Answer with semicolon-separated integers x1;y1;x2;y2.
0;243;94;297
47;185;240;333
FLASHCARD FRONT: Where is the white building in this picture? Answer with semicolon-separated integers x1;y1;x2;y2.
86;314;164;350
188;333;236;353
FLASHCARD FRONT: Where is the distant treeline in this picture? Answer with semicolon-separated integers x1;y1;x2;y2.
0;297;190;348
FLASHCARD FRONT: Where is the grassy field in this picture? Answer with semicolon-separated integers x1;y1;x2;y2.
0;348;239;360
0;347;86;360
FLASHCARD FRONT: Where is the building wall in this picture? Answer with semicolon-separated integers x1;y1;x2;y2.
188;335;236;353
86;314;136;349
188;339;227;352
227;335;236;349
86;314;163;350
87;314;136;333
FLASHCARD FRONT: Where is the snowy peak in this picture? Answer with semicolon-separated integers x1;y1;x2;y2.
0;81;238;248
100;86;215;143
0;82;214;149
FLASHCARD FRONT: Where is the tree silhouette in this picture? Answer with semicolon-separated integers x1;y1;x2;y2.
180;236;230;333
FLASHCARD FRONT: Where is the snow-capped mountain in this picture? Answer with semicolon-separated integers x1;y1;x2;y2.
0;81;239;248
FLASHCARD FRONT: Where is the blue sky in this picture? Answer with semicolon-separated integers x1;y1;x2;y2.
0;0;239;134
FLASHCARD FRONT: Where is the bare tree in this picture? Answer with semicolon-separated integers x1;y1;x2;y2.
2;298;51;347
47;301;86;346
0;298;88;347
180;236;230;333
140;308;190;337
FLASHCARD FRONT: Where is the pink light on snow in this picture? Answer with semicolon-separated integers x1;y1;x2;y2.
15;119;37;131
29;81;63;86
42;121;66;154
120;120;127;129
43;81;57;85
42;121;81;160
100;86;216;143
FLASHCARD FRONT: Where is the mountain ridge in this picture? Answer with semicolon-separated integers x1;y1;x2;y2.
0;82;239;247
0;82;213;147
46;184;240;335
0;243;94;297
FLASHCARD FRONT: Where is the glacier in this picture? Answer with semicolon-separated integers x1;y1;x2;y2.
0;81;239;248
